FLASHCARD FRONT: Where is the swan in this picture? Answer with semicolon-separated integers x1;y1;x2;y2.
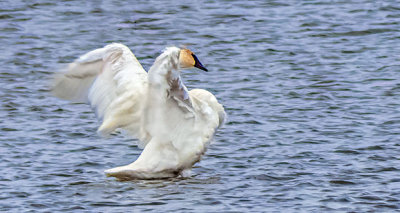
51;43;225;180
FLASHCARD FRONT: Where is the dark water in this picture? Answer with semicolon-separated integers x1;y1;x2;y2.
1;0;400;212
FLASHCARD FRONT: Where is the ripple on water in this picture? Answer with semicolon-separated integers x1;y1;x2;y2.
1;0;400;212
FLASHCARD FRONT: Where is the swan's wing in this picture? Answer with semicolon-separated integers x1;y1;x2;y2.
51;48;105;102
51;43;149;140
190;88;226;132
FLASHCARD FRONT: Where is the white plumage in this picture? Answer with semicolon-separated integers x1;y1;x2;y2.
51;43;225;180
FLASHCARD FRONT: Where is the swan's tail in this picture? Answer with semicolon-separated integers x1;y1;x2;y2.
104;137;183;180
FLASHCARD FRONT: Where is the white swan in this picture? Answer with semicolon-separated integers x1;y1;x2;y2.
51;43;225;180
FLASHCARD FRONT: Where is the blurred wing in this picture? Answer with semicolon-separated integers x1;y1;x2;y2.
51;43;149;140
51;48;105;102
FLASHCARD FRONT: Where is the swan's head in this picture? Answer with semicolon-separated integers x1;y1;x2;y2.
179;49;208;72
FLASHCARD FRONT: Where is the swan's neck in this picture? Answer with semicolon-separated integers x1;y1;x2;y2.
144;47;191;137
148;47;181;91
146;47;192;111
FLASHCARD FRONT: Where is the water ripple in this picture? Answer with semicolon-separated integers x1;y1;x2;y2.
1;0;400;212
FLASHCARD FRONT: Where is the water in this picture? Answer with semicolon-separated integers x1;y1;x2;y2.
1;0;400;211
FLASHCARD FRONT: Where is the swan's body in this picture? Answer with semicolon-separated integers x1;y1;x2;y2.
52;43;225;180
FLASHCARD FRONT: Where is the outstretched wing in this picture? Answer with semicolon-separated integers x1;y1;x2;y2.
51;48;105;102
51;43;149;141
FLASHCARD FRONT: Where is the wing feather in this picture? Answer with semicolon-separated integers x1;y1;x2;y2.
51;59;103;102
51;43;148;141
190;88;226;130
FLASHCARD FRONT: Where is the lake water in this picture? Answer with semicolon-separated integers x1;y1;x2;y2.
1;0;400;212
